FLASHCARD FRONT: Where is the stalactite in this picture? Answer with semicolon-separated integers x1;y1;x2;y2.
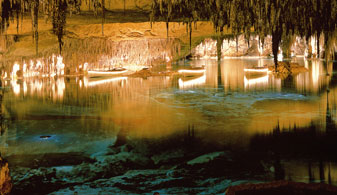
151;0;336;63
32;0;39;56
317;32;320;58
189;22;192;54
101;0;105;36
216;34;224;61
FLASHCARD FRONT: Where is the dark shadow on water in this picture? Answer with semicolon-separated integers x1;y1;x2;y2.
250;118;337;183
5;116;337;194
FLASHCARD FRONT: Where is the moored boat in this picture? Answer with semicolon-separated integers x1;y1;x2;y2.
178;67;205;75
178;74;206;89
244;67;269;73
88;68;128;75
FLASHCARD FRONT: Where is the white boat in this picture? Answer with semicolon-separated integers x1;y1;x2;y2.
179;74;206;89
88;68;128;75
244;67;269;73
178;67;205;75
244;75;269;88
87;77;127;87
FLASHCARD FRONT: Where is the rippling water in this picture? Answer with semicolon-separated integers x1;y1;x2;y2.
1;58;337;185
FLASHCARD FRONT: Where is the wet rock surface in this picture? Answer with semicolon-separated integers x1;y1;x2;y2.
8;134;271;195
226;181;337;195
8;122;337;194
269;62;309;78
0;157;12;195
6;152;95;168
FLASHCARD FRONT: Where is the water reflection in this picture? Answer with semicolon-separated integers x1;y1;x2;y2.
85;77;127;87
191;58;332;94
244;75;269;90
0;85;9;153
6;58;325;99
296;60;334;94
4;59;336;136
9;78;66;101
2;58;337;185
250;115;337;185
6;55;66;80
178;74;206;89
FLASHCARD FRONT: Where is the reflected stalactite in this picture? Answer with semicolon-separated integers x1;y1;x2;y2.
0;71;11;194
191;58;332;93
184;124;196;150
2;59;337;146
0;85;5;137
8;77;66;102
274;153;285;181
0;78;8;154
326;89;334;132
319;159;325;183
308;161;315;183
250;119;337;185
217;60;221;88
328;163;332;185
114;128;127;147
4;55;65;80
3;75;191;139
294;60;332;94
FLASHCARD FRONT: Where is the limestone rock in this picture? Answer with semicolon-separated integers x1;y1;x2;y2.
187;151;229;165
0;157;12;195
269;62;308;74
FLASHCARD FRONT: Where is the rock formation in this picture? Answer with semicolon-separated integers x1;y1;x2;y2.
0;157;11;195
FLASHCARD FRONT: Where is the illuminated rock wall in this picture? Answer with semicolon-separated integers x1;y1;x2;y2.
1;37;181;76
79;0;151;11
0;36;15;61
62;37;181;71
192;35;323;59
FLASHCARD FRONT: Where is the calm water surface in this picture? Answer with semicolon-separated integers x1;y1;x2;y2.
1;58;337;184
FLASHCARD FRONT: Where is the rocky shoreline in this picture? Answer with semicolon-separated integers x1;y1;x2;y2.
0;157;12;195
7;132;272;195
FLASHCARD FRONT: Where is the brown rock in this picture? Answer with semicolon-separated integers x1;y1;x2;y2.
0;157;12;195
127;31;144;38
269;62;308;74
226;181;337;195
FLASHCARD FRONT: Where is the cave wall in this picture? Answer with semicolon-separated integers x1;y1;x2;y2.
192;35;324;59
62;37;181;71
79;0;152;11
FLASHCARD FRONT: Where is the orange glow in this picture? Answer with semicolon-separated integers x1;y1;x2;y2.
7;55;66;80
178;69;206;74
244;75;269;89
88;70;128;75
87;77;128;87
244;68;269;73
178;74;206;89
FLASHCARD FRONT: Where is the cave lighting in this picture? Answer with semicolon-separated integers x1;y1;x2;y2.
244;75;269;89
87;77;128;87
179;74;206;89
178;69;206;74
